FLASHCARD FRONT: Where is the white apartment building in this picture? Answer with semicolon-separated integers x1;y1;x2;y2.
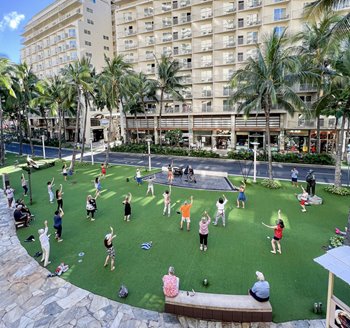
113;0;350;153
21;0;115;144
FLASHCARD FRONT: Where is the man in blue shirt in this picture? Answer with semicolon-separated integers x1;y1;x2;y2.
249;271;270;302
53;209;64;242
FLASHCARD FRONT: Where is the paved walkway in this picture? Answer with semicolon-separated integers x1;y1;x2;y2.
0;192;326;327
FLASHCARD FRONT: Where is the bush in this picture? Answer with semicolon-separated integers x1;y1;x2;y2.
227;150;253;160
329;235;344;248
190;149;220;158
261;179;282;189
324;185;350;196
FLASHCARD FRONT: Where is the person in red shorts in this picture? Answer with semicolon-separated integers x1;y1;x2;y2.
262;209;285;255
299;185;308;212
101;163;107;179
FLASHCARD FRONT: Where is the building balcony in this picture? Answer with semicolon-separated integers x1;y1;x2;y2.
215;24;236;34
193;28;213;37
179;62;192;69
264;0;290;5
179;0;191;8
192;12;213;21
215;5;236;16
263;13;290;24
238;0;262;11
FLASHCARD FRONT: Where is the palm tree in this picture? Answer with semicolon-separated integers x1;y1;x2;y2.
230;30;318;180
61;57;92;171
0;58;16;165
97;55;132;164
295;11;340;153
154;55;183;146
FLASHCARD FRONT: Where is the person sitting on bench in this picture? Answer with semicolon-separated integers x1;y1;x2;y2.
13;205;30;227
188;166;196;183
15;199;34;218
162;266;180;298
249;271;270;302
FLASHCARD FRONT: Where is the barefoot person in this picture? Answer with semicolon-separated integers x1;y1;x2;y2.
123;193;132;221
299;185;308;213
94;176;101;198
62;164;68;181
199;211;211;251
249;271;270;302
146;175;156;196
53;208;64;242
262;209;285;254
213;194;228;227
167;161;174;184
47;178;55;203
163;186;171;217
86;195;97;221
237;181;246;209
4;185;15;208
21;174;28;197
179;196;193;231
100;163;107;179
136;168;142;186
38;220;51;267
104;227;116;271
291;168;299;187
56;184;64;211
162;266;179;297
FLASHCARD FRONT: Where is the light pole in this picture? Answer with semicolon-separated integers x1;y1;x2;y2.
347;153;350;187
90;138;94;165
42;135;46;159
251;142;259;183
146;138;152;171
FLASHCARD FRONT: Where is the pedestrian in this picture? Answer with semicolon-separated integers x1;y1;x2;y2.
236;181;246;209
306;169;316;197
104;226;116;271
38;220;51;267
21;173;28;197
262;209;285;254
146;175;156;196
162;266;180;297
213;194;228;227
136;168;142;186
163;186;171;217
249;271;270;302
167;161;174;184
101;163;107;179
299;185;308;212
53;208;64;242
199;211;211;251
4;185;15;208
179;195;193;231
62;164;68;181
47;178;55;203
123;192;132;221
94;176;101;197
291;167;299;187
86;195;97;221
13;204;30;227
56;184;64;211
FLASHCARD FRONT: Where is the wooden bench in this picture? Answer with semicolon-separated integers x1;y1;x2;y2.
165;291;272;322
161;167;228;178
15;221;26;230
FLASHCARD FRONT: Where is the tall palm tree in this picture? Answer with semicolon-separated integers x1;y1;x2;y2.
155;55;183;146
0;58;16;165
295;11;340;153
97;55;132;164
230;30;318;180
61;57;92;171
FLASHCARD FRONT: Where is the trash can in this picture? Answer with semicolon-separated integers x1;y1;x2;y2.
2;174;10;189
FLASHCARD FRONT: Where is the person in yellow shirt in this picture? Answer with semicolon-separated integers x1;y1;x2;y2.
179;196;193;231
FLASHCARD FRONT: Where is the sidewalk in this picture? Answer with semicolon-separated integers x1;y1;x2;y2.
0;192;326;327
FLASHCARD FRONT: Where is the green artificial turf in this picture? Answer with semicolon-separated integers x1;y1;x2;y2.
2;155;350;322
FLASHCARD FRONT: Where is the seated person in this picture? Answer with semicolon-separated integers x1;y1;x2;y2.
162;266;179;298
15;199;33;217
249;271;270;302
183;165;190;176
188;166;196;183
13;205;30;226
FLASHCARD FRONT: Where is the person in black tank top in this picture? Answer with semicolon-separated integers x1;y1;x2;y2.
104;227;116;271
123;192;132;222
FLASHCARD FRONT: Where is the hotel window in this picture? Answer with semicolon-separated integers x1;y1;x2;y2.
87;7;93;13
68;29;76;37
223;85;233;96
123;12;133;22
162;32;172;42
162;46;172;55
69;40;77;48
237;52;244;62
200;8;212;19
162;2;172;11
238;0;244;10
201;24;212;35
201;55;212;67
103;35;109;40
247;31;258;44
87;19;94;25
181;28;191;38
274;26;285;36
85;41;92;46
145;21;154;31
202;86;212;97
201;70;212;82
238;35;244;45
144;7;154;16
146;36;155;45
201;39;212;51
246;14;259;25
274;8;287;21
84;29;91;35
124;40;134;49
162;17;172;27
223;19;235;30
104;46;110;51
201;101;212;112
145;50;153;59
223;52;234;64
238;18;244;28
224;35;235;47
223;68;234;80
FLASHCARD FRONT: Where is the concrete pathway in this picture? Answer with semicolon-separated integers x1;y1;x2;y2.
0;192;326;327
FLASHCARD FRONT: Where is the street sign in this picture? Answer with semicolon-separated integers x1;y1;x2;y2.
100;119;109;126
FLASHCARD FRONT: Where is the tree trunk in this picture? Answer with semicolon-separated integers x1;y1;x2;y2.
0;99;4;165
334;115;346;187
62;110;66;141
141;99;149;136
70;87;81;172
342;117;350;160
17;108;23;155
344;208;350;246
105;108;113;165
25;105;34;156
265;103;273;180
58;109;62;159
134;113;140;143
158;89;164;146
316;116;321;154
80;96;89;162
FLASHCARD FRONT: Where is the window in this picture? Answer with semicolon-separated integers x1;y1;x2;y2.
300;95;312;103
223;52;234;64
247;31;258;44
162;17;172;27
200;7;212;19
238;18;244;28
146;36;155;45
87;7;93;13
223;85;233;96
274;26;285;36
69;40;77;49
201;70;212;82
224;35;235;47
84;29;91;35
123;12;133;22
85;41;92;46
86;52;92;57
145;21;154;31
162;2;172;11
144;7;153;16
223;19;235;30
223;100;233;111
274;8;287;21
238;52;244;62
201;101;212;112
103;35;109;40
68;29;76;37
238;35;244;45
104;46;110;51
238;0;244;10
87;19;94;25
223;68;234;80
162;32;172;42
201;24;212;35
201;39;212;51
202;86;212;97
201;55;212;67
246;14;259;25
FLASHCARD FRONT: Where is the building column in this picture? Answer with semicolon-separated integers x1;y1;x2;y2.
188;115;194;146
211;130;217;149
279;114;285;152
230;115;236;150
154;116;159;144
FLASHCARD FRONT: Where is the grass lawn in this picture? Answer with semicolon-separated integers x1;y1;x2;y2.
2;153;350;323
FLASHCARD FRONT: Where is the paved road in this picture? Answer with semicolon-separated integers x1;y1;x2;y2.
5;142;350;185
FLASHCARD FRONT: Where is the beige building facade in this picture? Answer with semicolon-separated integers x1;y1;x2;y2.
21;0;115;144
113;0;350;152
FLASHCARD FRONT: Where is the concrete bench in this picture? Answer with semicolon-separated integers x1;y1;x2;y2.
161;167;228;178
165;291;272;322
14;221;26;230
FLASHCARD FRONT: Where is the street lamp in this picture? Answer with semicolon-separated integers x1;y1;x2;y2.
146;138;152;171
251;142;259;183
25;166;33;205
90;138;94;165
42;135;46;159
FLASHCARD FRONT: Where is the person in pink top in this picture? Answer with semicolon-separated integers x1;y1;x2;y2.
162;266;179;297
199;211;211;251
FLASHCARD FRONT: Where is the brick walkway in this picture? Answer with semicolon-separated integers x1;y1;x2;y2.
0;192;325;327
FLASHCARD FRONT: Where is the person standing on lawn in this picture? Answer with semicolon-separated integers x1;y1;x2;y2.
262;209;284;254
21;174;28;197
38;220;51;267
47;178;55;203
62;164;68;181
179;196;194;231
94;176;101;198
236;181;246;209
53;208;64;242
146;175;156;196
163;186;171;217
86;195;97;221
104;226;116;271
123;192;132;221
167;161;174;184
101;163;107;179
199;211;211;251
291;168;299;187
213;194;228;227
4;185;15;208
56;184;64;211
136;168;142;186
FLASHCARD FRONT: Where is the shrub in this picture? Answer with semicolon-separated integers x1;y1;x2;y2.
227;150;253;160
261;179;282;189
190;149;220;158
329;235;344;248
324;185;350;196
